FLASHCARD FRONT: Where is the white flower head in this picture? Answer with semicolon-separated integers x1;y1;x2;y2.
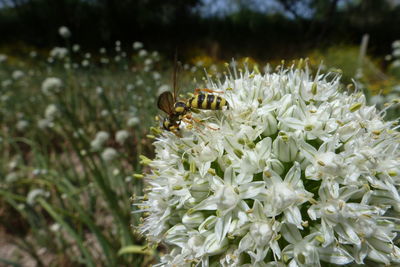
16;120;29;131
27;189;50;205
138;49;147;57
133;41;143;50
49;47;68;59
100;57;109;64
2;79;12;88
72;44;80;52
0;54;7;63
91;131;109;151
115;130;130;145
127;117;140;127
50;223;61;232
37;118;53;129
58;26;71;38
5;172;20;183
81;59;90;67
392;40;400;50
139;63;400;266
41;77;63;95
126;83;134;92
45;104;59;120
101;147;118;162
12;70;25;80
153;71;161;80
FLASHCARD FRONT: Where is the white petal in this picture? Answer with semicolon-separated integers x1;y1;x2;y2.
298;139;317;162
204;233;229;256
284;162;301;185
193;196;218;211
239;182;266;199
321;220;335;247
281;223;302;244
307;205;318;221
210;176;225;190
215;213;232;244
255;137;272;159
288;259;298;267
199;161;211;178
368;237;394;254
318;245;353;265
198;215;217;233
223;166;236;185
335;223;361;246
284;207;302;228
279;117;305;130
367;247;390;265
353;242;368;264
239;232;254;252
252;200;267;220
270;240;282;259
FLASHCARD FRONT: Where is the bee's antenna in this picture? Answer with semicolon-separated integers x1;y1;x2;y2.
173;49;178;102
173;48;183;102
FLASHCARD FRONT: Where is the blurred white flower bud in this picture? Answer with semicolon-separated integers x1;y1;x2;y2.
101;147;118;162
138;49;147;57
41;77;62;95
133;41;143;50
115;130;130;145
50;47;68;59
72;44;80;52
127;117;140;127
45;104;59;120
58;26;71;38
16;120;29;131
27;189;50;205
12;70;25;80
0;54;7;63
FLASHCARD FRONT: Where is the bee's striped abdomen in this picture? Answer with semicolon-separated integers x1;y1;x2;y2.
189;93;229;110
189;94;204;109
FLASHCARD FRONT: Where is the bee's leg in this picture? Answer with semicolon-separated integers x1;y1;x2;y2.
194;88;224;94
184;113;219;131
182;117;205;134
173;130;182;137
171;128;182;137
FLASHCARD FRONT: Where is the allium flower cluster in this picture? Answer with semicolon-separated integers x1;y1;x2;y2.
139;64;400;266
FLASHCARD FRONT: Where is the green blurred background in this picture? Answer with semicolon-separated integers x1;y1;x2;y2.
0;0;400;266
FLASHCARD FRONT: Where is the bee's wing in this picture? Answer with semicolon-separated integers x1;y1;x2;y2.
172;50;182;102
157;91;175;115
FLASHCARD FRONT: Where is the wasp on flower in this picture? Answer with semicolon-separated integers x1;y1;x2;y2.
157;60;229;136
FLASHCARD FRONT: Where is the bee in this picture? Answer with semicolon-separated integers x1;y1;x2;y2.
157;60;229;135
157;90;184;134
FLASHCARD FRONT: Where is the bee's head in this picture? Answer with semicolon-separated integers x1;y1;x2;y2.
162;117;180;131
162;117;171;130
